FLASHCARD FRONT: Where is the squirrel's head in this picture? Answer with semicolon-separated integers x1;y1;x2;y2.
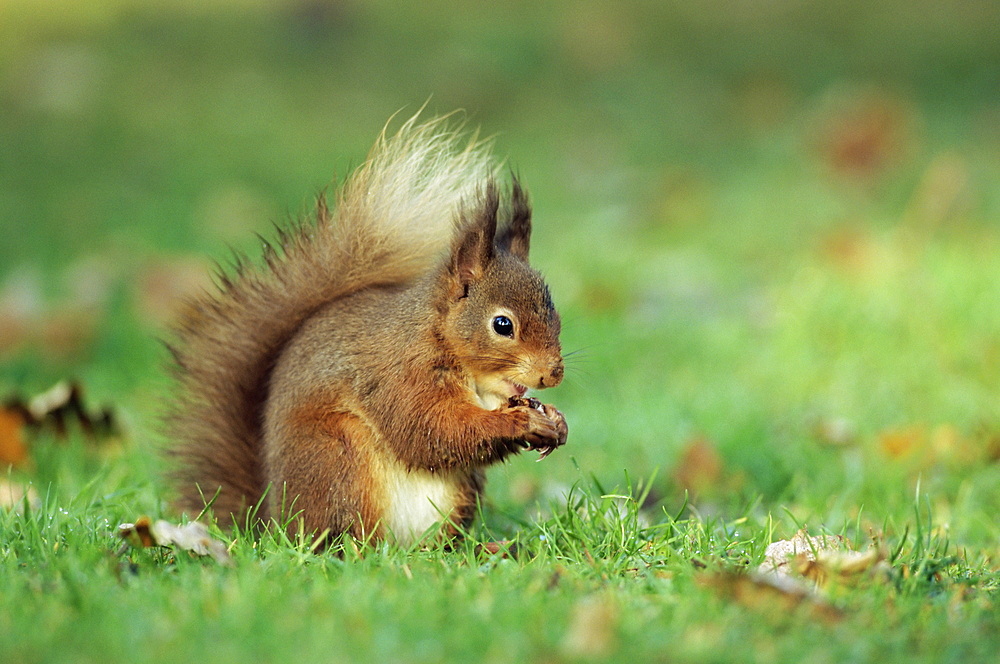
437;178;563;410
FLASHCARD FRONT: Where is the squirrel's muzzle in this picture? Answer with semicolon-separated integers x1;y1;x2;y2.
538;361;564;389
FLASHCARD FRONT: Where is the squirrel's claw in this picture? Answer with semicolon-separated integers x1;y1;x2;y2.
536;446;555;461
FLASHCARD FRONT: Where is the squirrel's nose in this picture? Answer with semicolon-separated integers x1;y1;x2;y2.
538;361;564;389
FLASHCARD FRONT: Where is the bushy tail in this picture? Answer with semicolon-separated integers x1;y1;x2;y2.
165;115;495;525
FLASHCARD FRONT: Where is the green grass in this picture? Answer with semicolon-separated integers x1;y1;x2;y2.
1;2;998;662
2;452;997;663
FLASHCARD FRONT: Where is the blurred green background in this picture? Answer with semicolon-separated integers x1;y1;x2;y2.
2;0;999;534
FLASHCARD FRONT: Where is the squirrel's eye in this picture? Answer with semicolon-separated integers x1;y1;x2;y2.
491;315;514;338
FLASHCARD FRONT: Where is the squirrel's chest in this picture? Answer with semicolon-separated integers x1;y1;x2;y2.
378;459;462;545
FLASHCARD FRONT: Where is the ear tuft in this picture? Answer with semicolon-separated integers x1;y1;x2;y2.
449;181;499;293
496;176;531;260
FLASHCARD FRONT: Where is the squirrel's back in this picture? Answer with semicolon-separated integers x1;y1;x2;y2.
165;116;495;525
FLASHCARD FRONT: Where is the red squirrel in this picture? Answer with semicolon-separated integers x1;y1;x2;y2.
165;115;567;545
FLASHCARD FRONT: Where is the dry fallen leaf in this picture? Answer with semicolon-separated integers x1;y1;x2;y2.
701;571;842;623
794;548;889;588
673;436;723;497
813;88;917;180
879;426;925;460
758;528;849;578
0;407;29;466
474;540;519;559
2;380;116;445
876;424;984;470
118;516;233;566
759;528;890;590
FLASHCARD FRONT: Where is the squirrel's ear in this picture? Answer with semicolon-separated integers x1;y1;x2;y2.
495;177;531;261
448;182;499;294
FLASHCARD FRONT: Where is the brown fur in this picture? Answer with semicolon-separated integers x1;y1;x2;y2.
165;115;565;544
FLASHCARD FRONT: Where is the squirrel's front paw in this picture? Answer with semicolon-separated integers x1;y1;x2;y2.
535;402;568;459
505;396;568;460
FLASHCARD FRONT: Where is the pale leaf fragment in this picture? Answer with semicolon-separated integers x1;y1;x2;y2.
760;528;889;589
118;516;233;566
795;547;889;588
759;528;848;577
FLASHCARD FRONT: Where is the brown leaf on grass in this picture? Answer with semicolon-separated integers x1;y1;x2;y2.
879;426;924;460
812;88;918;180
3;381;117;444
3;379;118;467
700;571;842;623
758;528;849;577
0;407;29;466
929;424;984;468
673;436;722;497
794;548;889;588
118;516;233;566
877;424;984;470
818;228;875;276
474;540;519;559
0;381;118;467
118;516;157;548
759;528;890;590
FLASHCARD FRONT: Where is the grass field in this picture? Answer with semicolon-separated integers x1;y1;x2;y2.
1;2;998;662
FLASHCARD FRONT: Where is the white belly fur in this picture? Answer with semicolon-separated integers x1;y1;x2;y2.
380;458;459;546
